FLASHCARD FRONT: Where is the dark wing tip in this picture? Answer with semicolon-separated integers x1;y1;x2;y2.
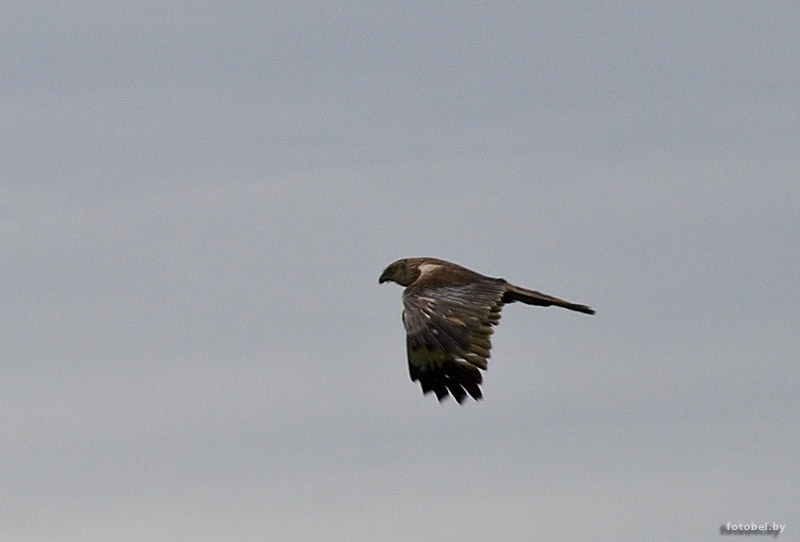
412;360;484;404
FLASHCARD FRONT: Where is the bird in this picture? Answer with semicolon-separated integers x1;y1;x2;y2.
379;257;594;403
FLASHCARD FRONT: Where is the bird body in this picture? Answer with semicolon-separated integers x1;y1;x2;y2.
379;257;594;403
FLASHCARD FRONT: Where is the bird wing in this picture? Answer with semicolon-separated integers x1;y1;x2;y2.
402;279;507;403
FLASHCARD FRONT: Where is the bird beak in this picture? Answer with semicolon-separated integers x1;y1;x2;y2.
378;269;391;284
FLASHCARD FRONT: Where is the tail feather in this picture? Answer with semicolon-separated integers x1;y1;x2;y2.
503;284;595;315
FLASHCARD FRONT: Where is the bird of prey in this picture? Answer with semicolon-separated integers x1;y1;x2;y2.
379;257;594;403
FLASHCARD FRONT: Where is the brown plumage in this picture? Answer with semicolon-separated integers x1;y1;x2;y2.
379;257;594;403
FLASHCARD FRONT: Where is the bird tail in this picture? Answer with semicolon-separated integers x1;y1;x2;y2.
503;284;595;314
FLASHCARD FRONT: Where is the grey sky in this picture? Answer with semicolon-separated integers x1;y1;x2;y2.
3;2;798;541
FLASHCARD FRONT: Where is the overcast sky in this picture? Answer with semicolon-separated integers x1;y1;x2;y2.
3;3;799;541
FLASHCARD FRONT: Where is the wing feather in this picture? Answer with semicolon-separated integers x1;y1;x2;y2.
402;279;508;403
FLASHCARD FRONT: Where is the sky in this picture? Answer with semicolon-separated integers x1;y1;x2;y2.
3;2;799;541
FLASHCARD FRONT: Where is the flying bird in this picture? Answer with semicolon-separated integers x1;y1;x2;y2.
379;257;594;403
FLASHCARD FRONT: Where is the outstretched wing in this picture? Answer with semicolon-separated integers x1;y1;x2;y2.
402;279;507;403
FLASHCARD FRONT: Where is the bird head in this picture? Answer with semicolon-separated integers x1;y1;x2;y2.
379;258;420;286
